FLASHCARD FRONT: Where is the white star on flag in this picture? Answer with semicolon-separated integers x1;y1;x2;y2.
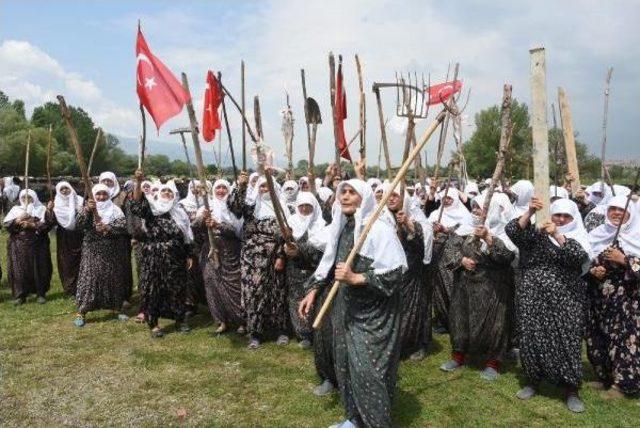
144;77;157;90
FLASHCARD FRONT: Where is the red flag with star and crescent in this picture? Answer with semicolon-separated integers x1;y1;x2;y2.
202;71;223;142
426;80;462;105
136;27;190;131
335;62;351;162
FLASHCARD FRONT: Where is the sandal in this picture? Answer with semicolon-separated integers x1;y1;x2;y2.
74;314;86;328
151;327;164;338
215;323;227;334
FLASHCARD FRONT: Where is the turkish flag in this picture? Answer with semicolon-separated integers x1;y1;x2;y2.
136;28;190;131
202;71;222;142
335;62;351;162
426;80;462;105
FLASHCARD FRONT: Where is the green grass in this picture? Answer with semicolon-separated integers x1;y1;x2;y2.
0;230;638;427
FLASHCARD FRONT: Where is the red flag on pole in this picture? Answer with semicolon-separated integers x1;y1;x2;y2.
335;61;351;162
136;27;190;131
426;80;462;105
202;71;223;142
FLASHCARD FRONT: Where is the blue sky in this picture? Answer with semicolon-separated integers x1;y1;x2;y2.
1;0;639;169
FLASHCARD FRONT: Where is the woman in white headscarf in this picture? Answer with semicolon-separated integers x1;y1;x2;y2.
505;196;591;413
130;174;195;337
52;181;84;296
440;192;516;380
378;182;434;361
583;181;613;232
282;191;326;349
298;179;407;428
178;179;205;220
98;171;126;207
585;195;640;398
74;184;130;326
195;178;245;334
3;189;54;305
428;187;475;334
281;179;299;214
510;180;535;218
227;172;290;349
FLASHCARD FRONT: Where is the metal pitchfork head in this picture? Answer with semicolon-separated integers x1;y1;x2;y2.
394;71;430;118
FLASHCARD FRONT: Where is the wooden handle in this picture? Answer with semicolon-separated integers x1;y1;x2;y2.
312;109;446;329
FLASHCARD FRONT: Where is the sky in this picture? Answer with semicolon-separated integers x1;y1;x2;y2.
1;0;639;169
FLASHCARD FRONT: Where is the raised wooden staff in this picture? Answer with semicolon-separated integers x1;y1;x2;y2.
313;109;446;329
433;63;459;182
529;47;550;226
46;124;53;200
138;104;147;170
329;52;341;177
480;84;513;220
373;86;392;179
181;73;219;266
24;129;31;191
241;60;247;170
301;69;322;195
599;67;613;192
218;72;238;182
355;54;366;164
57;95;101;222
87;128;102;177
557;87;580;194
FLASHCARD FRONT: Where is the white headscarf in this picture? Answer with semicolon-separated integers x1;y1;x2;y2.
549;185;569;200
98;171;121;199
288;192;327;244
92;184;124;225
612;185;631;197
179;179;207;215
197;178;244;237
586;181;613;216
510;180;534;216
312;179;407;281
464;181;479;197
317;187;334;204
550;198;593;261
428;187;475;235
2;177;20;202
3;189;46;225
315;177;322;190
367;177;382;191
472;193;517;252
378;182;434;264
53;181;84;230
252;177;290;221
245;172;261;205
282;180;299;204
147;180;193;243
589;195;640;258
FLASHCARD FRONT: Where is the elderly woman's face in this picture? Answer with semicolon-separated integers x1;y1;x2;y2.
250;176;259;187
95;190;109;202
339;185;362;215
60;186;71;196
142;183;151;194
443;196;454;207
159;188;174;201
21;195;34;204
215;185;228;199
472;202;483;217
387;192;402;212
298;203;314;216
101;178;115;188
607;206;630;226
551;213;573;227
300;181;309;191
259;183;269;195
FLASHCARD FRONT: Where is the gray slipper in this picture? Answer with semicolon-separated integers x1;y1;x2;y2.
276;335;290;346
566;394;585;413
440;359;461;372
480;367;499;381
516;386;536;400
313;380;335;396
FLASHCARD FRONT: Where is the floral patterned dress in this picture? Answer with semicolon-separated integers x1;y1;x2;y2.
505;219;588;388
586;251;640;395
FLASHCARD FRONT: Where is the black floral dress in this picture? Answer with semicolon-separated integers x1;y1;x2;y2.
130;198;192;326
584;210;605;233
75;211;130;313
505;219;588;388
228;187;288;338
430;232;460;332
446;234;514;364
586;251;640;395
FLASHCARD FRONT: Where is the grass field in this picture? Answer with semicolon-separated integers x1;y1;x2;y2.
0;230;638;427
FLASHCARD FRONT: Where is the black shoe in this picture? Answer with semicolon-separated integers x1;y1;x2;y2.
13;297;25;306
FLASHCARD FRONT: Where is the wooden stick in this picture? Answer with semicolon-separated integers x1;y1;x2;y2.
434;64;459;182
373;87;392;179
301;69;316;195
481;84;513;221
329;53;341;177
87;128;102;177
138;104;146;170
557;87;580;194
253;96;263;140
181;73;219;266
529;47;550;225
56;95;100;222
241;60;247;170
218;73;238;182
313;109;446;329
46;124;53;201
551;103;560;193
600;67;613;190
24;129;31;191
355;54;366;164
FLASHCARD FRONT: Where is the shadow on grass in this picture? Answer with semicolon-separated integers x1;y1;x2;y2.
393;388;423;426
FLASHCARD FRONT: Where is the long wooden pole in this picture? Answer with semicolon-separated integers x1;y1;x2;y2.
241;60;247;170
529;47;550;225
181;73;219;266
557;87;580;194
57;95;100;222
138;104;146;171
218;73;238;182
599;67;613;190
301;69;316;195
24;129;31;191
313;109;446;329
355;54;366;164
87;128;102;177
434;63;459;181
373;87;392;179
329;53;341;177
46;124;53;200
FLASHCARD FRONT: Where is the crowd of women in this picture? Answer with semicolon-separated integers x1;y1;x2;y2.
1;165;639;427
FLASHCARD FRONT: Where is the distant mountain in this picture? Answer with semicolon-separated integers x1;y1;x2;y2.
116;135;189;160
